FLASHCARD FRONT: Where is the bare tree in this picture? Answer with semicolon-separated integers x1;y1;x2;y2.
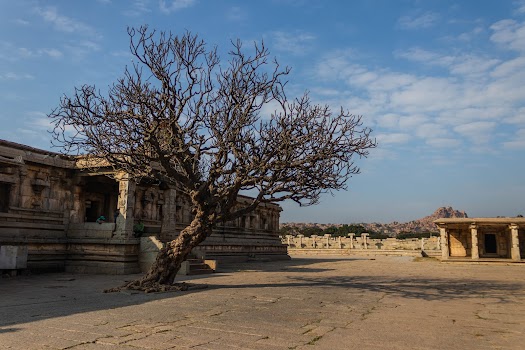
49;26;376;292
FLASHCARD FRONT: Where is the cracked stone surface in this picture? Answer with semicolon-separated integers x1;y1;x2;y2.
1;256;524;349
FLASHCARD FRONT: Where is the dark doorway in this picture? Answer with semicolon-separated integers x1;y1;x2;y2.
85;200;100;222
0;183;10;212
484;234;497;254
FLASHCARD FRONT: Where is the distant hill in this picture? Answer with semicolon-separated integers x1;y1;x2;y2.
281;206;468;235
361;206;468;235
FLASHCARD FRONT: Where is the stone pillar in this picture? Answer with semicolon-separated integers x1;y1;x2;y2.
362;233;369;249
298;234;304;248
439;226;448;260
470;224;479;259
420;238;425;251
338;236;342;249
312;235;317;248
510;224;521;261
348;233;355;249
324;234;331;248
160;188;177;241
115;173;136;239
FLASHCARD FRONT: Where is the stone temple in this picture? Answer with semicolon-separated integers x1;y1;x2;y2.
435;217;525;261
0;139;288;274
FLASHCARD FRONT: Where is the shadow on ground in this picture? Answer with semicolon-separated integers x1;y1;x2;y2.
1;257;522;329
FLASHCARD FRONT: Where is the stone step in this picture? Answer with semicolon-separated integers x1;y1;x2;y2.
189;268;214;275
179;258;217;276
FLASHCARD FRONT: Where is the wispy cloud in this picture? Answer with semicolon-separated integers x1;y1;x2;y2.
503;129;525;149
227;6;246;21
490;19;525;52
398;12;439;30
34;6;95;36
312;14;525;156
124;0;152;16
13;18;30;26
271;31;316;55
0;72;34;80
0;42;63;61
159;0;196;14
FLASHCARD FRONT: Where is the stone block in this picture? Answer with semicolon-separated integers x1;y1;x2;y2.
0;245;28;269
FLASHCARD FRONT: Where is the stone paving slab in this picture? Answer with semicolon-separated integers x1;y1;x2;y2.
1;255;525;349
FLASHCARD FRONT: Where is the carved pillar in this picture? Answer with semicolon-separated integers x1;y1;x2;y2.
115;173;136;239
70;185;83;224
470;224;479;259
298;234;303;248
362;233;369;249
324;234;331;248
439;226;449;260
312;235;317;248
338;236;342;249
160;188;177;241
348;233;355;249
510;224;521;261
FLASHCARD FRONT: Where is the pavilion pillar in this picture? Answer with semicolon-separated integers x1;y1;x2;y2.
114;173;136;239
160;188;177;241
510;224;521;261
362;233;369;249
438;226;449;260
348;233;355;249
470;224;479;259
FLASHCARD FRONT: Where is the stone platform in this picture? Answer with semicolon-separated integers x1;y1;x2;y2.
1;255;524;349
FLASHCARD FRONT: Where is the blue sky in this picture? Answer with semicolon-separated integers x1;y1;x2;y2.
1;0;524;223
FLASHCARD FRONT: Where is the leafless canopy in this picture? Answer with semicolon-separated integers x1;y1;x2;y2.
50;26;376;222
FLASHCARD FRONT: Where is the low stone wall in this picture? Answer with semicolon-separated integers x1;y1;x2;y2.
282;235;441;256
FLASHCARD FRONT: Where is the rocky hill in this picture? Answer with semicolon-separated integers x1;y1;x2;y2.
361;206;468;235
282;206;468;235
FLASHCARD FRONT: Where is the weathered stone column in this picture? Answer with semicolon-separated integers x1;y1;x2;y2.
160;188;177;241
348;233;355;249
510;224;521;261
438;226;449;260
338;236;342;249
324;234;331;248
470;224;479;259
312;235;317;248
115;173;136;239
297;234;304;248
362;233;369;249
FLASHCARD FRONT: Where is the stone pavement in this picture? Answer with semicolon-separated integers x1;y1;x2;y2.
1;256;524;349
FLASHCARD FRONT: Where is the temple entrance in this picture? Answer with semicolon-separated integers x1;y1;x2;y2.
0;182;9;212
484;233;497;254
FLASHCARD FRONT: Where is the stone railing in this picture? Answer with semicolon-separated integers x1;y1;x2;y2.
282;234;441;252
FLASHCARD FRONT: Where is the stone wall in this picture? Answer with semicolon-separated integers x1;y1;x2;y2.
0;139;288;274
282;234;441;255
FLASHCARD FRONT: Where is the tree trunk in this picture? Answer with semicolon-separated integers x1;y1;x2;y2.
106;210;212;293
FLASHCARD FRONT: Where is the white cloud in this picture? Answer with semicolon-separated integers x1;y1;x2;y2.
426;138;461;148
34;6;95;36
397;47;499;77
0;42;63;60
271;31;316;55
398;12;439;30
159;0;196;14
503;129;525;149
490;19;525;52
227;6;246;21
376;133;410;145
416;123;449;139
13;19;30;26
515;0;525;14
0;72;34;80
454;121;497;144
